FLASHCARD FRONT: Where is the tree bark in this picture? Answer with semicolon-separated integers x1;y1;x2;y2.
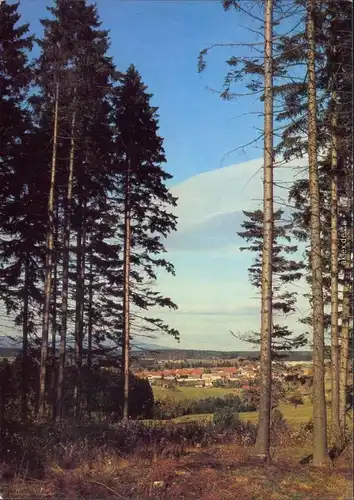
38;80;59;419
50;203;59;420
21;254;30;422
56;106;76;421
255;0;273;461
330;92;340;444
87;245;93;373
86;244;93;416
339;226;352;434
122;164;131;420
74;197;86;418
306;0;328;466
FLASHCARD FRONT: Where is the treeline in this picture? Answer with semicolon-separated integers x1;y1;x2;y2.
154;394;257;420
200;0;352;466
0;0;178;422
136;350;314;365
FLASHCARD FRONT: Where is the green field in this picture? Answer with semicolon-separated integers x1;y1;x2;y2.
173;400;313;425
173;401;353;429
153;385;239;401
153;385;353;430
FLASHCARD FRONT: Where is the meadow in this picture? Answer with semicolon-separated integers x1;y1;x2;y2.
173;400;314;425
153;385;353;430
152;385;240;401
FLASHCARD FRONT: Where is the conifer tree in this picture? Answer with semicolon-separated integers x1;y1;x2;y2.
33;0;68;417
0;0;36;421
34;0;117;418
275;0;352;448
305;0;328;465
255;0;274;462
110;65;178;419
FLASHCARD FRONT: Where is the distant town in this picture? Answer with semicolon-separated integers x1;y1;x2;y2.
136;359;313;390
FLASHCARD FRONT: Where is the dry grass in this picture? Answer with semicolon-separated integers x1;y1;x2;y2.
2;440;352;500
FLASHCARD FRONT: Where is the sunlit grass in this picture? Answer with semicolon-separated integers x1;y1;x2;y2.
172;400;353;428
152;385;239;401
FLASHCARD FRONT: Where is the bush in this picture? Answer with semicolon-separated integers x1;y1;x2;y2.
153;393;256;420
287;391;304;408
0;417;258;474
272;408;283;423
213;408;239;430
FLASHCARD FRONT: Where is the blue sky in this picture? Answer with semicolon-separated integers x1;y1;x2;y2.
15;0;310;350
20;0;264;184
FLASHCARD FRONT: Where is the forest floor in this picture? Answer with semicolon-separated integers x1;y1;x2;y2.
2;440;352;499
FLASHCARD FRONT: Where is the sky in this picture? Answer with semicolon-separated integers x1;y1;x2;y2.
13;0;311;351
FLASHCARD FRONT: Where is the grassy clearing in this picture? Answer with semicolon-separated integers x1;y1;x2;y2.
152;386;239;401
173;401;313;425
173;400;353;429
3;442;352;500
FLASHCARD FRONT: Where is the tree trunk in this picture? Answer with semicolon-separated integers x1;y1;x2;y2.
122;165;131;420
56;107;76;421
255;0;273;461
74;198;86;418
21;255;30;422
50;203;59;420
87;245;93;373
306;0;328;466
330;92;340;444
38;80;60;419
339;226;352;434
86;244;93;416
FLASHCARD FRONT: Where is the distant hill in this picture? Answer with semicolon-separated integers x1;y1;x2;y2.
134;348;313;362
0;336;313;362
0;335;22;347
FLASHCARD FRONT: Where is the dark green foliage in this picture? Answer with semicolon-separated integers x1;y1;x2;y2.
272;408;283;423
81;368;154;419
109;65;179;345
213;407;240;429
0;1;43;339
0;0;179;424
153;393;256;420
0;356;154;422
0;356;39;425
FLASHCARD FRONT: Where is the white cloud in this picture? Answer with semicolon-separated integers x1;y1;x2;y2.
151;155;311;349
165;155;309;253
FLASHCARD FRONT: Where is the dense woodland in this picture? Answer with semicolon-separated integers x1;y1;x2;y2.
0;0;353;480
0;0;179;423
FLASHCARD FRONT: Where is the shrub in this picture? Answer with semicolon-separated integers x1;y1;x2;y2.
271;408;283;423
270;409;289;445
287;391;304;408
153;393;256;420
213;407;239;430
0;417;258;474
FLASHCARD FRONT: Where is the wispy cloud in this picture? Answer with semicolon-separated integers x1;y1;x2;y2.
150;155;311;350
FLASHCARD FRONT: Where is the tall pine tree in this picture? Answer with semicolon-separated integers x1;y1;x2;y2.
110;65;178;419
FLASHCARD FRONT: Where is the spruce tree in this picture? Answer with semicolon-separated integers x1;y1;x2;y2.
110;65;178;419
34;0;118;418
0;0;38;421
